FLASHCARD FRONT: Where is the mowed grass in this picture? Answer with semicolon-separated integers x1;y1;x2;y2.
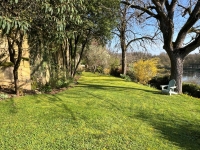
0;72;200;150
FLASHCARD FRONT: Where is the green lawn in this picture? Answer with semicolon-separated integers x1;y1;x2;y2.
0;72;200;150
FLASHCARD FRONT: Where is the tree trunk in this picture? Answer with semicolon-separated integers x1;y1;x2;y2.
120;40;127;75
7;31;24;96
121;48;127;75
15;33;23;95
64;40;69;78
93;65;97;73
169;54;184;94
13;68;19;95
68;38;73;77
73;38;88;78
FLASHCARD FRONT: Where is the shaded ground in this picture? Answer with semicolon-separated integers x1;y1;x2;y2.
0;85;76;100
0;88;36;100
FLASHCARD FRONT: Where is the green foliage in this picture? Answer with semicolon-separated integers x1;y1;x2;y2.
21;57;29;61
84;0;120;42
0;93;9;99
28;0;119;82
31;74;73;92
120;74;131;82
54;77;73;89
183;83;200;98
38;0;85;33
39;84;52;93
0;62;14;67
110;56;120;69
110;67;122;77
0;72;200;149
133;58;160;84
0;0;120;96
149;75;170;89
31;77;38;90
0;16;30;35
55;78;68;88
107;53;120;76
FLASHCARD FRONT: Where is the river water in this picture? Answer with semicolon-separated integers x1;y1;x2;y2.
183;70;200;85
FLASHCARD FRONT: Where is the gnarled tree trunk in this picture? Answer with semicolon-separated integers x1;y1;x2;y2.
169;53;184;93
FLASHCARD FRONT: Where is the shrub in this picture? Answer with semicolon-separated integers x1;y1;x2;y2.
126;69;136;82
182;83;200;98
149;75;170;89
120;74;131;82
31;77;38;90
55;78;69;88
103;68;110;75
39;84;52;93
0;93;9;99
96;66;103;73
133;58;159;84
110;67;122;77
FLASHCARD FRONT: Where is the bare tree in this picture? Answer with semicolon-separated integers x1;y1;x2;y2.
113;0;157;75
122;0;200;93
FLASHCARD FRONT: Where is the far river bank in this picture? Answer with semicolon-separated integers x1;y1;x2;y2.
183;69;200;85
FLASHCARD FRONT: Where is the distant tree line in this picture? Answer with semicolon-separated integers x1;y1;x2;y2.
157;52;200;69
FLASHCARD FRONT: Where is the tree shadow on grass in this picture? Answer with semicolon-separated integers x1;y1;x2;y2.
8;98;18;114
78;83;162;95
82;90;123;111
44;94;77;120
134;110;200;150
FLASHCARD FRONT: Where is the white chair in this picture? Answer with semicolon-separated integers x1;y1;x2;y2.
160;79;177;95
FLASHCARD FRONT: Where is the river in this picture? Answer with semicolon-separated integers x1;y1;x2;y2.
183;70;200;85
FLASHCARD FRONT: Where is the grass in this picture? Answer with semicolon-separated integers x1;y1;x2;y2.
0;72;200;150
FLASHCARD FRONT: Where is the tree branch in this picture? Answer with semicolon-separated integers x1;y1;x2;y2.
183;35;200;55
121;1;159;19
126;35;155;48
165;0;177;19
177;3;192;17
111;31;120;37
152;0;167;20
188;27;200;34
175;1;200;48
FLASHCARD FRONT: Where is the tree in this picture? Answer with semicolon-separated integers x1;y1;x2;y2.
28;0;86;85
113;0;157;75
122;0;200;93
0;0;86;93
0;1;31;95
85;44;110;73
29;0;119;84
65;0;120;77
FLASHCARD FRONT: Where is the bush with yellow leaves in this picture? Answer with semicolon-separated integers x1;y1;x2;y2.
103;68;110;75
133;58;159;84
